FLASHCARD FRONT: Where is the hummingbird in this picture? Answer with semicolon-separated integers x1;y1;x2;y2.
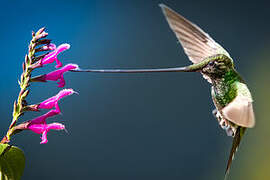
71;4;255;178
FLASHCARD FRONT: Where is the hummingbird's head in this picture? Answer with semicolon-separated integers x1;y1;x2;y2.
184;54;234;78
201;55;233;78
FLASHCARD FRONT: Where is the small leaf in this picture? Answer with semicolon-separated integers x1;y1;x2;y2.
0;144;25;180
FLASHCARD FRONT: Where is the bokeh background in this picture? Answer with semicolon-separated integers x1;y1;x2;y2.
0;0;270;179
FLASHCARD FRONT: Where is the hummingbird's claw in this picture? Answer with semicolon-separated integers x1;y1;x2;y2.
212;109;237;137
219;119;229;129
214;110;223;123
226;126;237;137
226;127;233;137
226;128;234;137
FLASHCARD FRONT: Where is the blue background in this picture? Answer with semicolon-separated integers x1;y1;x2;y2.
0;0;270;179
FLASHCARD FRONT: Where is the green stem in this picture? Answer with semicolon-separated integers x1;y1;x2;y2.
0;33;40;144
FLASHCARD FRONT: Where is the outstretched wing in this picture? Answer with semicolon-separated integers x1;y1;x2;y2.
160;4;231;64
222;82;255;128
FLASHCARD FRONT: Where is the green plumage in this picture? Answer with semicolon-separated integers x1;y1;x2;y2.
212;70;241;108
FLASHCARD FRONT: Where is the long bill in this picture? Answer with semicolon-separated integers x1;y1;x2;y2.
70;63;205;73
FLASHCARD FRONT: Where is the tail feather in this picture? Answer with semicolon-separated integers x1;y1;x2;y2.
225;127;246;179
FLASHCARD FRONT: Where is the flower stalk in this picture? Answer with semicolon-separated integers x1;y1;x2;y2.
1;27;75;145
1;28;52;143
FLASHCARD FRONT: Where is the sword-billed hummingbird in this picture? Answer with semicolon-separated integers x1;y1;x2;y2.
71;4;255;178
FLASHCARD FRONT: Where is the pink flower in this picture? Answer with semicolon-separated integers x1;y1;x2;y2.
26;110;65;144
15;89;76;143
38;89;75;113
31;64;78;87
41;43;70;68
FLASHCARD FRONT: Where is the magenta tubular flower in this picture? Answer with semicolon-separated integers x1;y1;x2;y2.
26;110;65;144
44;63;78;87
32;64;78;87
40;43;70;68
38;89;75;113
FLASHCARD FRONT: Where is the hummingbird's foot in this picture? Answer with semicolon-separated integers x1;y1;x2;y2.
219;119;236;137
219;118;229;129
212;109;223;123
225;125;236;137
212;109;236;137
214;110;229;129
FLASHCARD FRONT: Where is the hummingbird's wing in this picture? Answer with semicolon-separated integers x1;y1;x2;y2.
222;82;255;128
160;4;231;64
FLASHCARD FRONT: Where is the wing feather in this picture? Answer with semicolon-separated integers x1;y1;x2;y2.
160;4;231;63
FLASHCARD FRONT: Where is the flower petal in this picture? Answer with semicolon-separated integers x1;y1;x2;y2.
29;110;58;125
41;43;70;68
41;64;78;87
38;89;75;112
40;123;65;144
47;123;65;131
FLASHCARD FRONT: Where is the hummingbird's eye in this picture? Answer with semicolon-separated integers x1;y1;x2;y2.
208;61;215;66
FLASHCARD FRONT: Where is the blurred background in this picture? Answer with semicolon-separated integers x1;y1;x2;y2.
0;0;269;179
